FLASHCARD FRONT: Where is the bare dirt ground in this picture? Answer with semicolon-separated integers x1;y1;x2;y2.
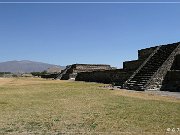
0;77;14;86
0;77;66;86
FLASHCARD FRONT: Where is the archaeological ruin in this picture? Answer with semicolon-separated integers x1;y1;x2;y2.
123;42;180;91
57;42;180;92
56;64;112;80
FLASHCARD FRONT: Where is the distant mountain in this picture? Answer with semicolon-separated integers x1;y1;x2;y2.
0;60;65;73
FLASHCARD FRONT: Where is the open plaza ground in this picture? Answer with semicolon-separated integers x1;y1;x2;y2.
0;77;179;134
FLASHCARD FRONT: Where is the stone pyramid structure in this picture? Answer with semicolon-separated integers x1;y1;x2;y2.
55;42;179;92
56;64;112;80
123;42;180;91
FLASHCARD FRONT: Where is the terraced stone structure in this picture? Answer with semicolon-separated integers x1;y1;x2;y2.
123;42;180;91
75;42;180;92
56;64;112;80
75;45;162;86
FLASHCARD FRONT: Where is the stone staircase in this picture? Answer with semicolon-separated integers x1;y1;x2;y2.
123;43;179;91
56;65;72;80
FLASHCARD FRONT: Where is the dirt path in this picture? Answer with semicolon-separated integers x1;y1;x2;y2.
104;86;180;102
145;90;180;99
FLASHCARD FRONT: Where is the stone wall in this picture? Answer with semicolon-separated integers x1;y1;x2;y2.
171;54;180;70
41;73;58;79
138;46;157;60
123;60;144;71
59;64;112;80
161;70;180;92
74;46;163;85
76;69;134;85
72;64;111;73
123;46;157;71
75;42;180;91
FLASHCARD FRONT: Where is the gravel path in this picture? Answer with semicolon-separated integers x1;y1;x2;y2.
106;86;180;99
145;90;180;99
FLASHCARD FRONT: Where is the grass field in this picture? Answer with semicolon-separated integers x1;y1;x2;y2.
0;77;179;134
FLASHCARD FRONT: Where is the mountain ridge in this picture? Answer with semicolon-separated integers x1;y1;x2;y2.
0;60;64;73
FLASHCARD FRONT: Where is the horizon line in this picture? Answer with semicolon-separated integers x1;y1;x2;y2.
0;2;180;4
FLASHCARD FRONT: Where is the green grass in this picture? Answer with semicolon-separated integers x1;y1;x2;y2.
0;78;179;134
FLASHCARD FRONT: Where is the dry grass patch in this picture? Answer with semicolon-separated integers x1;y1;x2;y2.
0;78;14;86
0;77;67;86
0;78;179;134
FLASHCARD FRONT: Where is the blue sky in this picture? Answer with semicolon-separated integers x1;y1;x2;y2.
0;1;180;68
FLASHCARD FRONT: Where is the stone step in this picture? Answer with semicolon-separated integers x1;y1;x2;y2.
139;70;156;74
144;62;163;65
154;53;171;57
124;43;178;91
131;78;150;82
150;57;166;61
127;85;144;89
142;66;160;69
134;75;152;78
128;82;147;86
144;62;162;65
140;70;157;73
138;74;154;76
127;84;144;87
139;80;148;82
132;76;151;79
131;81;137;83
137;74;154;77
140;69;157;71
131;80;149;84
127;82;136;85
137;82;147;85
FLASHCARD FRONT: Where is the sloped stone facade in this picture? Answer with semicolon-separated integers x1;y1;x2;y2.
76;42;180;92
